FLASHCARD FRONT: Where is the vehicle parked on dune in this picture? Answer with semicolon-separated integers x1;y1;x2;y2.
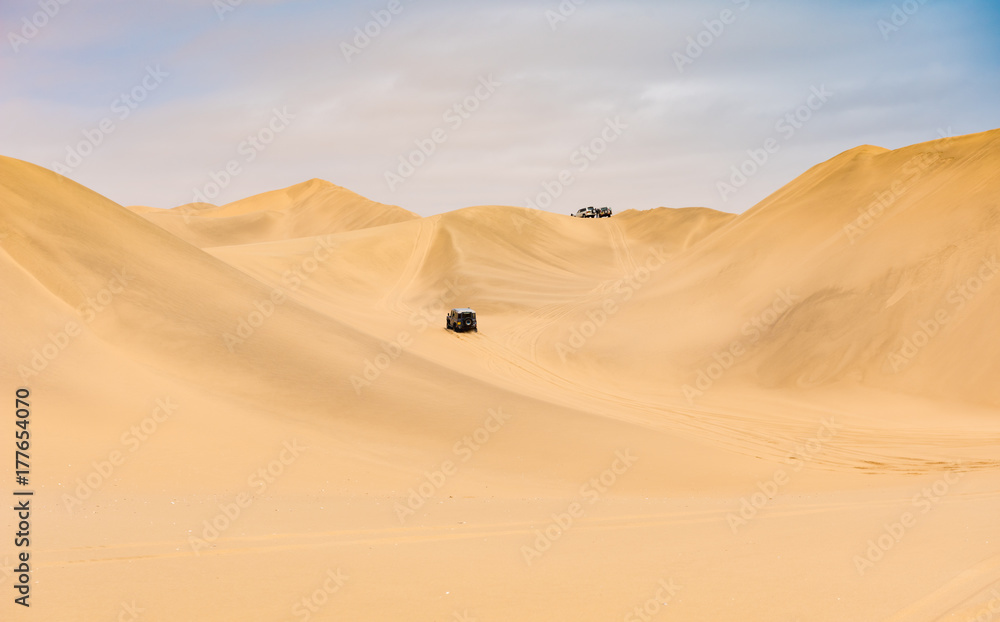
446;308;478;333
571;207;597;218
596;206;612;218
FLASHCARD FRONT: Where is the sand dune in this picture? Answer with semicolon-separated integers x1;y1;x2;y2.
3;130;1000;621
480;130;1000;408
130;179;418;248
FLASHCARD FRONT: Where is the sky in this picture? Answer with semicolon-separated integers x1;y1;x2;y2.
2;0;999;217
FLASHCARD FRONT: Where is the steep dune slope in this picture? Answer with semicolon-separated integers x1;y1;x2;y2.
555;130;1000;407
133;179;418;247
0;157;387;410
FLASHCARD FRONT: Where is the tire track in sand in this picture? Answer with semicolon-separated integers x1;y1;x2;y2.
378;218;436;315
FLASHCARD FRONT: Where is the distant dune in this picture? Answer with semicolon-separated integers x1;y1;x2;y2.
129;178;418;248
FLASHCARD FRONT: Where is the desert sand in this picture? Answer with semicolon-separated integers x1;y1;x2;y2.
2;129;1000;621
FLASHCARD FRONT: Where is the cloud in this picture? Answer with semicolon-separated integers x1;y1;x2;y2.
1;0;998;215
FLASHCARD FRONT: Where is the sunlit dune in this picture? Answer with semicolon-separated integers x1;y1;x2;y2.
3;129;1000;621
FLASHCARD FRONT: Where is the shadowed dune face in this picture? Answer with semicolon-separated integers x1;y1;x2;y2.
3;131;1000;621
604;130;1000;406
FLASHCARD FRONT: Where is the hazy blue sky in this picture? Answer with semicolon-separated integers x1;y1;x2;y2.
2;0;998;216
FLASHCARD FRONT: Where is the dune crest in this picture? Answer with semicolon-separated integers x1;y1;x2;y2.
133;178;419;247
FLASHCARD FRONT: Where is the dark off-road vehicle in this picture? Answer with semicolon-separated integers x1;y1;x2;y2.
446;308;478;333
571;207;597;218
596;206;612;218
